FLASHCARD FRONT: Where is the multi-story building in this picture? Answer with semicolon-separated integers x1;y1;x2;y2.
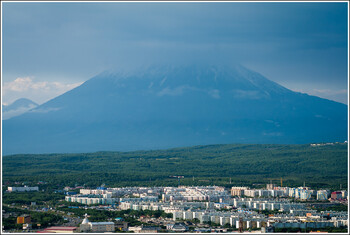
80;214;114;232
258;190;272;197
65;194;116;205
231;187;248;197
341;190;347;199
8;186;39;192
317;190;330;200
166;223;188;232
115;218;128;232
17;215;31;224
266;184;276;190
299;190;312;200
163;186;230;202
244;189;259;197
331;192;343;200
90;222;115;232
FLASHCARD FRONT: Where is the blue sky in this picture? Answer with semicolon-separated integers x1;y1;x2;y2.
2;1;348;104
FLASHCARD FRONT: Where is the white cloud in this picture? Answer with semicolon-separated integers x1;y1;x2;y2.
232;89;269;99
208;89;220;99
2;104;38;120
157;86;222;99
263;132;283;136
3;77;34;92
157;85;195;96
29;107;61;113
2;77;83;105
312;89;348;95
291;87;348;104
3;77;82;92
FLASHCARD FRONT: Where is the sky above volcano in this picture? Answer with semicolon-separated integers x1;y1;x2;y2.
1;1;348;105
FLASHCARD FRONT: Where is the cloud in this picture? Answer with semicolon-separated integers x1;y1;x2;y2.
291;88;348;96
232;89;269;100
29;107;61;113
308;89;348;105
2;104;37;120
208;89;220;99
290;87;348;104
157;86;222;99
2;77;83;104
3;77;34;92
157;85;195;96
3;77;82;92
2;3;347;105
312;89;348;95
263;132;283;137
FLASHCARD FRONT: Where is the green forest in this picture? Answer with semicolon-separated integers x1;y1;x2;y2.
2;143;347;189
2;206;64;230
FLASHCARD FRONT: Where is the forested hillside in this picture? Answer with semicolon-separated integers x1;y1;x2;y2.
2;143;347;189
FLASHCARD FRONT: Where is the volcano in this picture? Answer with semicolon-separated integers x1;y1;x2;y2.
2;64;347;155
2;98;38;120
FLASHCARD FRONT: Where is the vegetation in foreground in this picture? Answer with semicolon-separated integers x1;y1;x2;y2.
2;143;347;189
2;206;64;230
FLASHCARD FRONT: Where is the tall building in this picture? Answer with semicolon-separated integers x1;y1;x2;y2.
299;190;312;200
317;190;330;200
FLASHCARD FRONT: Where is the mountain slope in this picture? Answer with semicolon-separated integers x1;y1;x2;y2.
2;98;38;120
2;64;347;155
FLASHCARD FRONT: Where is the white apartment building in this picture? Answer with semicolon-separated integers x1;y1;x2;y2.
244;189;259;197
8;186;39;192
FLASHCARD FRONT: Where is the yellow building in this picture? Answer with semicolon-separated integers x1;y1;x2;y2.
231;187;248;196
17;215;31;224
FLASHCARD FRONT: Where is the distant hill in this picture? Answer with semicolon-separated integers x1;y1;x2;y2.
2;143;348;188
2;98;38;120
2;64;348;155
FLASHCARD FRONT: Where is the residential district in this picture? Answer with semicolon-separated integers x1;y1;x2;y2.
2;184;348;233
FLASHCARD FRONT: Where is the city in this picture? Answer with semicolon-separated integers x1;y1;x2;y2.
2;183;348;233
1;1;348;234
